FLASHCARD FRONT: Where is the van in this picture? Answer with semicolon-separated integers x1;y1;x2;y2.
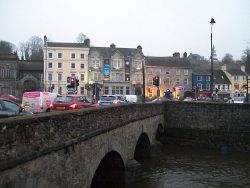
22;92;58;113
124;95;138;103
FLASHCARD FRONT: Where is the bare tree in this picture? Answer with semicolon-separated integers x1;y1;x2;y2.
19;42;30;60
29;36;43;60
76;33;88;43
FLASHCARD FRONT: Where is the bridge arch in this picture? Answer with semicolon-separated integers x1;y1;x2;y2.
134;132;151;162
90;150;125;188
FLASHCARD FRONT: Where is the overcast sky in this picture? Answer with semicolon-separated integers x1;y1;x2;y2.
1;0;250;60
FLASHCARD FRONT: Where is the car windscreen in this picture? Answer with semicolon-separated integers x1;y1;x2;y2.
100;96;116;101
54;97;73;103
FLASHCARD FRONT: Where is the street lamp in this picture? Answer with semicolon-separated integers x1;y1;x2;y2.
210;18;216;100
44;35;47;92
142;57;146;103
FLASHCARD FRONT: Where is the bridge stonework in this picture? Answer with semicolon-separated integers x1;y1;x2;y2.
0;104;164;188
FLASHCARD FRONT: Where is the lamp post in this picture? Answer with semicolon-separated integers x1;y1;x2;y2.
142;57;146;103
210;18;216;100
44;35;47;92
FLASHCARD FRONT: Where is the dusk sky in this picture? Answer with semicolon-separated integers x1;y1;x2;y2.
1;0;250;60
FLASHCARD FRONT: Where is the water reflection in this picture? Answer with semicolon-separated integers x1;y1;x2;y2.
125;145;250;188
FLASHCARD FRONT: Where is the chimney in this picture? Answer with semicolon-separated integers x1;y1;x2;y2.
110;43;116;49
137;45;142;53
173;52;180;58
221;64;227;71
183;52;187;58
84;38;90;47
241;64;246;72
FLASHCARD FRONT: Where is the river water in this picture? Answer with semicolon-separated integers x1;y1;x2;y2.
124;145;250;188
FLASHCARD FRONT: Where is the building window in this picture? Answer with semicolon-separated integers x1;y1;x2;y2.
80;64;84;69
126;86;130;95
197;83;202;90
234;76;239;81
184;69;189;75
134;60;141;69
111;73;124;82
156;69;161;75
58;87;62;95
48;62;52;68
176;70;180;75
148;78;153;85
206;76;210;81
92;72;101;81
71;63;75;69
48;73;52;81
80;53;84;59
176;78;180;84
48;52;52;58
206;83;210;90
197;76;202;81
81;74;84;81
112;58;122;69
184;78;188;85
80;87;84;94
71;53;75;59
104;86;109;94
243;76;246;81
58;73;62;81
112;86;123;95
58;63;62;68
166;71;170;75
91;57;100;68
147;69;153;75
58;53;62;58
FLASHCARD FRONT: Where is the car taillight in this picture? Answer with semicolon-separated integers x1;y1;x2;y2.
40;103;43;109
69;103;77;109
113;100;118;104
97;100;100;104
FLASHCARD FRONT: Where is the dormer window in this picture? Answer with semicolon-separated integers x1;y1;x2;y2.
112;58;122;69
134;60;142;69
91;57;100;68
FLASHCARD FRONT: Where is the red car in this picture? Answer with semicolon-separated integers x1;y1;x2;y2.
0;94;21;104
51;95;96;111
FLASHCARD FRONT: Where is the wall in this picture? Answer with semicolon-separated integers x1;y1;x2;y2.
163;101;250;152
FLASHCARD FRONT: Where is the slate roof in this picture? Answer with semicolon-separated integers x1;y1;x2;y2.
0;53;19;60
145;56;192;68
47;42;88;48
89;46;143;58
19;60;43;71
226;69;247;76
213;70;231;84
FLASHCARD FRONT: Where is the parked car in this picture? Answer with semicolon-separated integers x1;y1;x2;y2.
51;95;96;111
0;98;33;118
98;95;128;106
0;94;21;104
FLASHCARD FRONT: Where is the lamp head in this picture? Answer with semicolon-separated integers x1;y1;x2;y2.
210;18;216;25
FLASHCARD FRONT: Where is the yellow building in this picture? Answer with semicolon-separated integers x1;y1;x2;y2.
43;39;90;95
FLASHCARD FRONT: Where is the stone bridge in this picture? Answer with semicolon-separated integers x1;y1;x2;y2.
0;104;165;188
1;102;250;188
